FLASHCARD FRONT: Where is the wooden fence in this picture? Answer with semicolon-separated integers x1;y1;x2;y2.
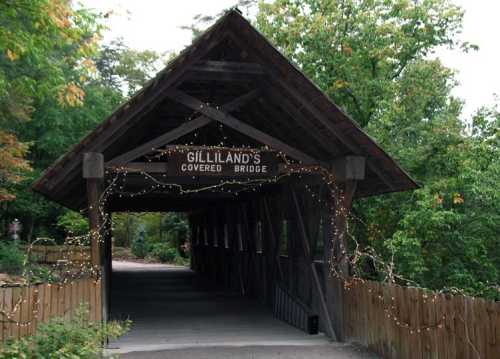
339;278;499;359
26;245;91;264
0;277;101;341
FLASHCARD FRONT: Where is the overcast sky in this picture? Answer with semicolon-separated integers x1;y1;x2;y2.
82;0;499;119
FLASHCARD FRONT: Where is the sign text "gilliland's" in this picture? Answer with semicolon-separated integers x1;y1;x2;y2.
167;147;280;177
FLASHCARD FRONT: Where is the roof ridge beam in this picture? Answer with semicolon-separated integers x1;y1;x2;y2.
191;60;264;74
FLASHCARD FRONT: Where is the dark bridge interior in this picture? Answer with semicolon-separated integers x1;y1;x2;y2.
107;182;336;351
108;263;330;352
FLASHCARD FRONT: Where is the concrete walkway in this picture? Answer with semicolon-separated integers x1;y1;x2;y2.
106;261;377;358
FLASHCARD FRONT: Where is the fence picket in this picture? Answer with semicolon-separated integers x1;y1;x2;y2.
0;287;4;341
336;279;499;359
435;293;447;359
0;277;99;341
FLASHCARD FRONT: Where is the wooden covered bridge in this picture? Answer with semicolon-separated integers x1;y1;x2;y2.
33;9;418;354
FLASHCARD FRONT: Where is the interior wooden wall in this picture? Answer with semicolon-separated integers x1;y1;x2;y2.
189;185;335;333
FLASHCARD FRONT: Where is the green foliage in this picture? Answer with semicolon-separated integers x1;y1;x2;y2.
0;240;25;275
0;0;104;200
257;0;498;298
28;265;56;283
151;243;177;263
0;1;163;241
115;212;190;264
257;0;471;127
131;224;147;258
0;305;130;359
57;210;88;236
95;38;165;97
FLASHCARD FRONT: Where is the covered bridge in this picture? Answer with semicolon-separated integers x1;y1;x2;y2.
32;9;417;344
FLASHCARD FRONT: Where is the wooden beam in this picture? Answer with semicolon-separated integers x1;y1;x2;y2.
83;152;104;266
266;72;395;189
261;85;342;156
108;162;168;173
263;198;284;282
335;180;357;274
291;190;338;341
101;211;112;326
190;60;264;74
167;89;321;165
330;156;366;182
42;27;230;192
183;71;259;83
224;32;395;190
107;117;211;165
107;90;260;165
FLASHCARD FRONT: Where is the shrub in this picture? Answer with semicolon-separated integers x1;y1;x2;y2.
0;305;130;358
151;243;177;263
131;239;147;258
57;210;89;236
131;225;147;258
0;241;25;275
29;265;57;283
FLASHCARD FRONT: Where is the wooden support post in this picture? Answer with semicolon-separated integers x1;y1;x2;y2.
292;190;338;341
263;198;283;282
82;152;106;326
101;211;112;329
326;157;364;341
83;153;104;266
334;180;358;274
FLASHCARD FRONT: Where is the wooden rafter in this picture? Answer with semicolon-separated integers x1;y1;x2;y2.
260;84;342;156
166;89;321;165
38;26;233;193
107;89;260;165
265;71;396;190
224;31;397;190
190;60;264;74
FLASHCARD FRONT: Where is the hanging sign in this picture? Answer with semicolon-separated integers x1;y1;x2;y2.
165;146;281;177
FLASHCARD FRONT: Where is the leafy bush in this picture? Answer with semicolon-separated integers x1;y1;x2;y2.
131;225;147;258
57;210;89;236
173;253;190;266
0;305;130;359
0;241;25;275
29;265;57;283
151;243;177;263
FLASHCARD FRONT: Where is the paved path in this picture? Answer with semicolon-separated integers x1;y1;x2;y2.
106;261;377;358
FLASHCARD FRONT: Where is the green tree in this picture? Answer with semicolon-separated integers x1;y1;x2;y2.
256;0;498;297
0;0;104;200
95;38;164;97
1;1;164;241
256;0;473;127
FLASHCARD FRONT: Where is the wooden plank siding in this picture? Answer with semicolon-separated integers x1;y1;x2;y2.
0;277;101;341
337;277;500;359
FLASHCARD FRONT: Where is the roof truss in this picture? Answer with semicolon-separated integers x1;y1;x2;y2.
107;89;260;165
166;89;322;165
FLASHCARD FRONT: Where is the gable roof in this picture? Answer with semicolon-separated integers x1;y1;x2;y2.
32;9;418;211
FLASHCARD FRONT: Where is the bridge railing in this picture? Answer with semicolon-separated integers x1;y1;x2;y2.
273;282;319;334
